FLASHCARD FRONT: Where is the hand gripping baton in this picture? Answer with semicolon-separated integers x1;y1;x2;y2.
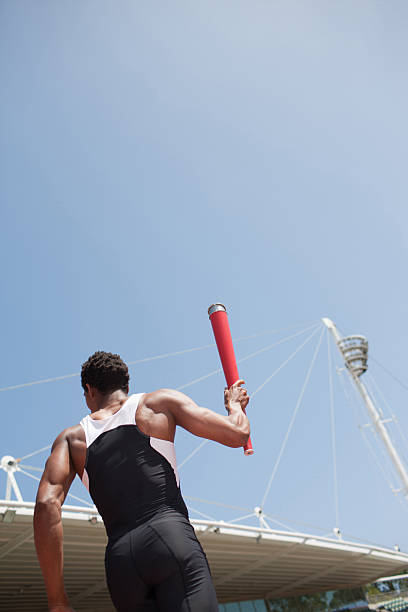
208;303;254;455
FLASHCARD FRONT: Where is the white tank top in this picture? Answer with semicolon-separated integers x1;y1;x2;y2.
80;393;180;489
79;393;187;540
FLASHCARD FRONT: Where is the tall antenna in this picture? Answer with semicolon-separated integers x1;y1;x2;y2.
322;317;408;499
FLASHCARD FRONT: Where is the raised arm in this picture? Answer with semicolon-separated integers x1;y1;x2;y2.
143;380;250;447
33;430;76;612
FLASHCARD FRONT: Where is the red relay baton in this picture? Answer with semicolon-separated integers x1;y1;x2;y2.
208;303;254;455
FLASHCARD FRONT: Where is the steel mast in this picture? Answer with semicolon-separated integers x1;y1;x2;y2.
322;317;408;499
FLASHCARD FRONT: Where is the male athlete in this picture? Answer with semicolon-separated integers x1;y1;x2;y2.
34;351;250;611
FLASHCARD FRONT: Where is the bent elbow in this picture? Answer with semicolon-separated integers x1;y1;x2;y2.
34;498;63;541
34;497;62;521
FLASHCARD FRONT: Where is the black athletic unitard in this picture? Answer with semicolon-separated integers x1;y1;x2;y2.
80;394;218;611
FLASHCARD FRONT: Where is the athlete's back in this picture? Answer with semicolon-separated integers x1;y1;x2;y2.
80;393;188;541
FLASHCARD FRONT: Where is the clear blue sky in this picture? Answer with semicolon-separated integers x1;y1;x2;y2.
2;1;408;551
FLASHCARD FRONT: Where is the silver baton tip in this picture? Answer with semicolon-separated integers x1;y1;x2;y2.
208;303;227;317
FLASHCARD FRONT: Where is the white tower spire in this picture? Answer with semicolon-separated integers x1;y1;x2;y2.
322;317;408;499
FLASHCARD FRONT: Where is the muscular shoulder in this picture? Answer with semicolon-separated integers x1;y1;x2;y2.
141;388;186;411
53;424;85;449
51;424;86;477
137;389;179;440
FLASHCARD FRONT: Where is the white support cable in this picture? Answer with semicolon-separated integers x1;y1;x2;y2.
19;445;52;461
327;330;340;529
262;513;325;534
128;345;215;365
0;322;318;393
340;529;402;548
176;369;223;392
186;505;216;521
178;323;322;469
261;326;325;509
130;323;318;370
227;320;318;343
0;373;80;392
18;464;43;472
17;469;40;482
250;324;322;398
178;440;208;469
262;513;296;532
228;512;258;524
393;483;408;516
0;346;218;392
366;371;408;461
236;323;321;372
370;355;408;394
183;327;324;496
65;493;94;507
177;322;320;393
17;468;94;507
267;512;335;535
185;496;331;536
0;349;218;392
184;496;251;513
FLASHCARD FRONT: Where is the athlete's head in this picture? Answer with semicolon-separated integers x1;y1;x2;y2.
81;351;129;395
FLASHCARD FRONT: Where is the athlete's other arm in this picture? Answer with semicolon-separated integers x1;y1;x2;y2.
143;380;250;447
34;430;76;612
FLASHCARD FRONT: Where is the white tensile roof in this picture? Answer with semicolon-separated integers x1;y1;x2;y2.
1;500;408;611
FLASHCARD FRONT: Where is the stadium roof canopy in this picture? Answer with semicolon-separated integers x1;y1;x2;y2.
1;500;408;611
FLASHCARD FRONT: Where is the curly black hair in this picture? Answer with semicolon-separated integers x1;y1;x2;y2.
81;351;130;394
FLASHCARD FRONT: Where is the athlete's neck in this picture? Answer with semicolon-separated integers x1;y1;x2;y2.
86;387;129;416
